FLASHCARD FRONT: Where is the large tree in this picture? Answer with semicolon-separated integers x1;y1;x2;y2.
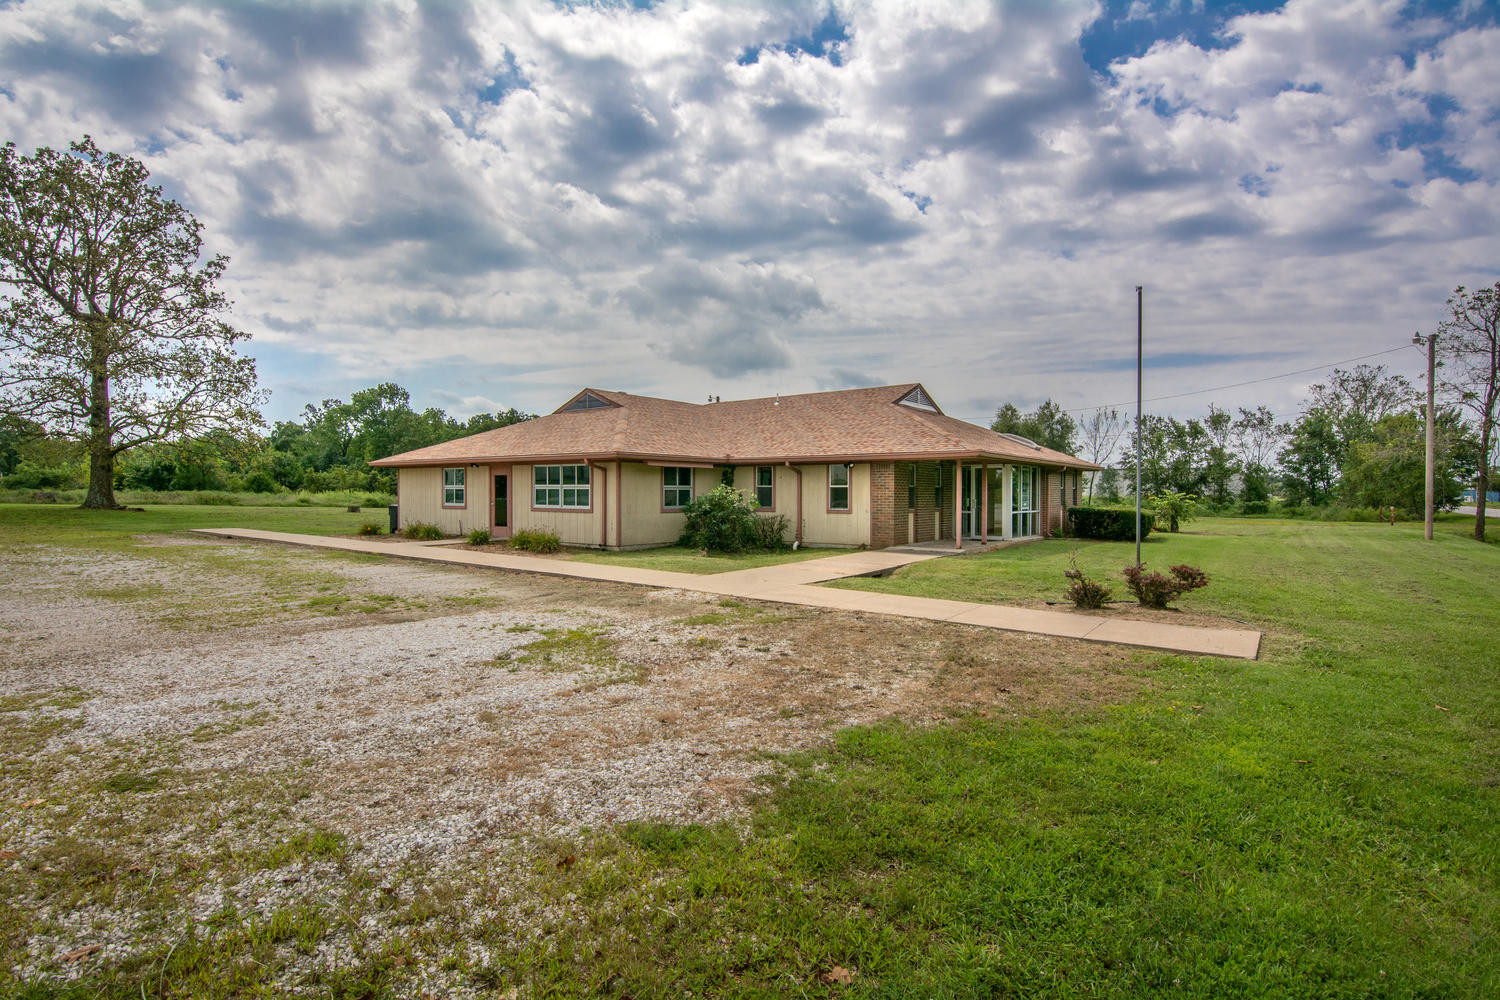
1076;405;1127;502
1434;281;1500;541
0;137;264;508
991;398;1077;454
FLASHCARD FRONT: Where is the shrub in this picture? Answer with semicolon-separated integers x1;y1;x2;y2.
1239;500;1270;515
751;513;791;551
403;522;443;540
510;528;561;553
467;528;492;546
1122;562;1210;609
1068;506;1155;542
1149;491;1199;533
3;460;80;490
241;470;279;493
357;520;383;536
679;483;760;553
1062;553;1111;609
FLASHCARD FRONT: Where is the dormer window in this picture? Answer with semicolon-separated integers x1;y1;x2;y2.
561;390;614;412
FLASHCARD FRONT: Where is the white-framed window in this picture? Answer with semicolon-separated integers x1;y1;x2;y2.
1011;465;1039;537
828;463;851;512
533;464;590;508
662;467;694;509
755;466;774;509
442;467;466;507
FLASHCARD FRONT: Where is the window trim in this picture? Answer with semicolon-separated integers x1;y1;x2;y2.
530;463;593;512
754;465;775;511
442;467;466;508
661;466;694;512
827;463;852;514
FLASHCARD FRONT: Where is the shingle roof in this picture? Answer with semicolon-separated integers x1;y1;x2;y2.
369;384;1101;470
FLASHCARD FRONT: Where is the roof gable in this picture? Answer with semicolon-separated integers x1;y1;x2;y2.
555;389;618;413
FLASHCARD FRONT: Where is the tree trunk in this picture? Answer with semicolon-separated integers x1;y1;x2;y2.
82;441;118;509
80;357;120;510
1476;417;1492;543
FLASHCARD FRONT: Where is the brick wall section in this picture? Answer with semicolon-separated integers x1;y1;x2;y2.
1042;468;1064;537
912;461;939;542
868;462;899;549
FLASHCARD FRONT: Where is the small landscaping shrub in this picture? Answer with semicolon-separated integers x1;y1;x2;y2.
357;520;383;536
1122;562;1210;609
1062;553;1111;609
679;483;760;553
1068;506;1155;542
467;528;492;546
403;522;443;541
752;513;791;551
510;528;561;553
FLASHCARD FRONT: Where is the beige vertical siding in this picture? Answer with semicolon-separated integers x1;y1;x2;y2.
396;465;487;536
619;462;697;548
797;462;870;547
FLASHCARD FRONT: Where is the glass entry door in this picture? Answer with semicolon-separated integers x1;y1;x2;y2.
961;466;984;538
491;468;511;538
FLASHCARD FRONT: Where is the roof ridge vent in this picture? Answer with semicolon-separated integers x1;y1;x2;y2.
896;385;939;412
998;432;1042;450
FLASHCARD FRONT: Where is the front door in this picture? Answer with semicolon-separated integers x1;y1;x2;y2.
491;468;511;539
961;466;984;539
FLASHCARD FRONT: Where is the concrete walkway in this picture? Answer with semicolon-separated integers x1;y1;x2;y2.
192;529;1262;659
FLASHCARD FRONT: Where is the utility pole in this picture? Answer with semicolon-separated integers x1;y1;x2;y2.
1135;285;1143;567
1413;330;1437;540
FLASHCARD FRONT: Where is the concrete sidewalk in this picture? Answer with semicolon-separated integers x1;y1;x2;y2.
193;529;1262;659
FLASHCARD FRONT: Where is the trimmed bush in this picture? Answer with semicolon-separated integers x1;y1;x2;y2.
679;483;759;553
1068;506;1155;542
510;528;561;553
1062;554;1111;609
357;520;383;536
467;528;492;546
1122;562;1210;609
403;522;443;541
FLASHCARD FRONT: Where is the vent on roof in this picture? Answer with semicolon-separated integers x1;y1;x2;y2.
562;390;614;412
897;385;938;412
999;432;1043;451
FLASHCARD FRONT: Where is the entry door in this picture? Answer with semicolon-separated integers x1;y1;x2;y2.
491;467;511;539
961;467;984;538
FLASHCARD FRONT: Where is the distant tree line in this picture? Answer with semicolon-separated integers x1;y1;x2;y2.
993;361;1493;519
0;382;532;497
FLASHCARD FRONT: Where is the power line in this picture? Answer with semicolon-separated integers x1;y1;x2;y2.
1064;344;1414;414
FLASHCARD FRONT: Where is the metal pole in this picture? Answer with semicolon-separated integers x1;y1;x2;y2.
1425;332;1436;541
1135;285;1143;566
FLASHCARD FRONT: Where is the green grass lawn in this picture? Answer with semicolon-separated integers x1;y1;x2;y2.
0;501;383;546
508;515;1499;997
570;543;840;574
3;508;1498;996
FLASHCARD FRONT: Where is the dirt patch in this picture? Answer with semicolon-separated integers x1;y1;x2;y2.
1;532;1151;982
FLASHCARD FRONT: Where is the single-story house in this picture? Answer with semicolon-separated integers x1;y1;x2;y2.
370;384;1100;550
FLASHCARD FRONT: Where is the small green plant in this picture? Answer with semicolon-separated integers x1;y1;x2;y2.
510;528;561;553
403;522;443;540
1062;552;1111;609
357;520;383;535
467;528;492;546
1149;491;1199;532
1122;562;1209;609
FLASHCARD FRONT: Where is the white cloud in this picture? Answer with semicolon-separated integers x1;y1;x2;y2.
0;0;1493;426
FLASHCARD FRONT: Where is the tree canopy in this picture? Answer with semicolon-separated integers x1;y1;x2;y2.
1434;281;1500;540
990;398;1077;454
0;136;264;508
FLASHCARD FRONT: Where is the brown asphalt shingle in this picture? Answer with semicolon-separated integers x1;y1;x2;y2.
369;384;1100;470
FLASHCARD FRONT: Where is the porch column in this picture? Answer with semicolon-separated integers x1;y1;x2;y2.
954;460;963;550
980;463;989;542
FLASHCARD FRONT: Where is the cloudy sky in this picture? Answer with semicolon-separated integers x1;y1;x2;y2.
2;0;1496;428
